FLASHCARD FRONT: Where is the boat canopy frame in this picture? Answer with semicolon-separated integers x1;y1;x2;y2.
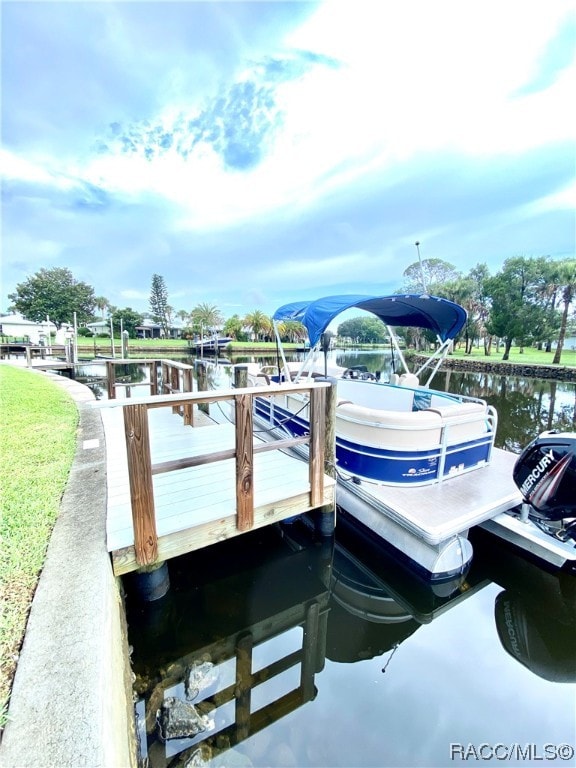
272;293;468;387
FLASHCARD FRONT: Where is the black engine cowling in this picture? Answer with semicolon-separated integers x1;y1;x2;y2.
512;431;576;522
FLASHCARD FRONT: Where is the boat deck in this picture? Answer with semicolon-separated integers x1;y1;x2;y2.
337;448;522;544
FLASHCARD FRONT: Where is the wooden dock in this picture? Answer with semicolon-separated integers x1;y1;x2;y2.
96;382;336;576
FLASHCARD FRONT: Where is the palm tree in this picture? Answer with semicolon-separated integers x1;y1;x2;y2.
277;320;307;343
552;259;576;365
190;303;223;341
244;310;269;341
94;296;110;318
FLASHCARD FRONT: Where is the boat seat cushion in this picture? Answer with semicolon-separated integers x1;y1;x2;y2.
424;402;488;443
336;402;443;449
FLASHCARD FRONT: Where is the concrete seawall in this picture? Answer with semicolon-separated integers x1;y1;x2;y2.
0;371;136;768
412;354;576;382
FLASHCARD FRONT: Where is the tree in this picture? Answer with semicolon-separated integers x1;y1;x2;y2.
337;316;388;344
149;274;170;337
552;258;576;365
277;320;307;343
467;263;493;355
244;310;270;341
402;258;460;294
8;267;96;328
223;314;248;341
94;296;110;318
111;308;144;337
440;274;484;353
190;303;223;340
484;257;551;360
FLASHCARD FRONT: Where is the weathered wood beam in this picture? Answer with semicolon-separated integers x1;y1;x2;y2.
123;403;158;565
235;393;254;531
182;367;193;425
308;387;326;508
106;360;116;400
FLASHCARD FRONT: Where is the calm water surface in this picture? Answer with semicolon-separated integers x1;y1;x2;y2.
78;351;576;767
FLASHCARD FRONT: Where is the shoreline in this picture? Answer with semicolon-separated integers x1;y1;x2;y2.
410;354;576;382
74;344;576;382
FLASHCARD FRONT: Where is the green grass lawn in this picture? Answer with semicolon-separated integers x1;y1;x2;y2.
443;344;576;367
77;337;576;367
0;367;78;727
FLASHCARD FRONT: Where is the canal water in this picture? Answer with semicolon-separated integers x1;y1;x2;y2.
78;351;576;767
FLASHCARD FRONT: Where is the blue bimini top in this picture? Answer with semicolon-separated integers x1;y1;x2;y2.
272;294;467;347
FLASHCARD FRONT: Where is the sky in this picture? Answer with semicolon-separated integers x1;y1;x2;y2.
1;0;575;321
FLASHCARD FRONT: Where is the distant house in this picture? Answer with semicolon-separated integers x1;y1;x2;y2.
552;336;576;351
135;319;162;339
135;318;185;339
85;320;112;335
0;313;56;344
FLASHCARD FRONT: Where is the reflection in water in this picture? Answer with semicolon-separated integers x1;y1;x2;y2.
75;361;152;400
125;519;576;767
471;528;576;685
127;525;333;767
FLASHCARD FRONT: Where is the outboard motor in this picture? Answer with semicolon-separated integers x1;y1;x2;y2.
512;431;576;542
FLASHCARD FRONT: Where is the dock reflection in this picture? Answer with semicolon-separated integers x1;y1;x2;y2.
126;519;576;767
126;525;332;767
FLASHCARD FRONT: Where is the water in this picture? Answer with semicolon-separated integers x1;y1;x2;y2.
77;351;576;767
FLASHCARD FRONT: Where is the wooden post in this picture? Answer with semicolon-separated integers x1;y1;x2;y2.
183;368;194;426
121;330;129;358
124;403;158;565
235;393;254;531
107;361;116;400
323;379;337;481
195;361;209;415
150;361;159;396
171;365;179;414
319;378;336;535
308;386;326;508
161;362;168;395
234;365;248;389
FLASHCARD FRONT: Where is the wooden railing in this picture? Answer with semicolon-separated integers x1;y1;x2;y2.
105;359;161;400
104;359;202;427
25;344;67;364
97;381;332;567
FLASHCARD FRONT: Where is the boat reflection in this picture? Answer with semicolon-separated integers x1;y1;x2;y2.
330;518;576;683
125;520;576;767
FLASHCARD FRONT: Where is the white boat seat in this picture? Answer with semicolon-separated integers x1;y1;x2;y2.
336;402;443;449
425;402;488;443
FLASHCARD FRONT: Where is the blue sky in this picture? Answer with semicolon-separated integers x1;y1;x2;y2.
1;1;575;320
